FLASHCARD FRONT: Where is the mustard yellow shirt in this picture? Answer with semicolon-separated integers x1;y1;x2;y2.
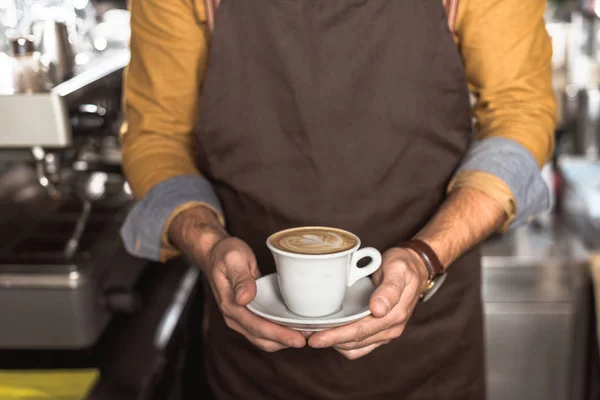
121;0;556;260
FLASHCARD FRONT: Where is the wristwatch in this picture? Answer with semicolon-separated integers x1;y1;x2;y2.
399;239;447;302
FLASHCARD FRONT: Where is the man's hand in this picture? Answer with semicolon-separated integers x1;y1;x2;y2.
308;187;506;360
168;206;307;352
308;247;428;359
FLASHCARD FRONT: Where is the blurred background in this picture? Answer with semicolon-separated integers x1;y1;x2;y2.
0;0;599;399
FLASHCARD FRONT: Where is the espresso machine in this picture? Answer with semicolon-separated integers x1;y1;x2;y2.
0;2;143;349
558;0;600;158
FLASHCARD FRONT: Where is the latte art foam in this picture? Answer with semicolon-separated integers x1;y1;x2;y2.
269;227;358;255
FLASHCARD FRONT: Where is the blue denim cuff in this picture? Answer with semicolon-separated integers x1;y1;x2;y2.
120;175;223;261
457;137;551;228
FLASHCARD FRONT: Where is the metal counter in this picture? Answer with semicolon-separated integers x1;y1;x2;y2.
0;256;201;400
481;224;592;400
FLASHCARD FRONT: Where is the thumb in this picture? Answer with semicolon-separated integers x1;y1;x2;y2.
225;259;259;307
369;272;405;318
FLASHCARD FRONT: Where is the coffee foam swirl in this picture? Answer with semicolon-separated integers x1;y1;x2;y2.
270;228;357;255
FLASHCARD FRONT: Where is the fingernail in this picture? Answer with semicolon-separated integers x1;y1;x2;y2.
310;339;325;348
290;339;305;348
374;297;390;315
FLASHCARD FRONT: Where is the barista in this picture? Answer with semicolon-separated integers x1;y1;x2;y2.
120;0;556;398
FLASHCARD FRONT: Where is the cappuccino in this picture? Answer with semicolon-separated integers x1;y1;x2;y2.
269;227;358;255
266;226;382;317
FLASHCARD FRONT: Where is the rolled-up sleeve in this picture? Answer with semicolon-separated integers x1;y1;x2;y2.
448;0;557;228
121;0;223;261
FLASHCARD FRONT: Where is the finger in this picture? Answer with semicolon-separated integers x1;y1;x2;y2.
225;318;289;352
211;266;246;307
309;287;416;349
372;267;384;286
213;264;306;348
300;331;314;339
308;315;389;349
222;253;258;306
334;343;383;360
334;283;420;351
370;267;406;318
249;258;262;280
252;337;289;352
230;307;307;348
334;326;402;350
233;273;257;306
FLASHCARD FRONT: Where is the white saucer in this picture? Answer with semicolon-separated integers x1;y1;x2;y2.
247;273;374;331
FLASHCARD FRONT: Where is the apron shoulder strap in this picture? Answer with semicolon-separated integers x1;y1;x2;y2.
204;0;459;34
205;0;220;34
443;0;459;34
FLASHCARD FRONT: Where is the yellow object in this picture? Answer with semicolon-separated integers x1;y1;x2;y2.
121;0;557;261
0;369;99;400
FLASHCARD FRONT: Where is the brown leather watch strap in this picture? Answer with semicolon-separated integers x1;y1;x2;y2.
399;239;444;279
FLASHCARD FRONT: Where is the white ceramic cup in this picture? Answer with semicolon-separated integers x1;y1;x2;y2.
266;227;382;318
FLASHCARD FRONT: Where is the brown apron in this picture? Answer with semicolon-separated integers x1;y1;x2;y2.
196;0;484;398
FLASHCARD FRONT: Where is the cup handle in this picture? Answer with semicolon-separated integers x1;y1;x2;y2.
348;247;382;287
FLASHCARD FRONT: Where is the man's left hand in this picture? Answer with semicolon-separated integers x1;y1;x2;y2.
307;247;429;360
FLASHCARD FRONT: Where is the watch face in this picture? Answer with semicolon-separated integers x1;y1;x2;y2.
421;273;448;303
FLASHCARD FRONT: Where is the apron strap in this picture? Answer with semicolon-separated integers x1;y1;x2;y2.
205;0;459;35
204;0;221;34
443;0;459;33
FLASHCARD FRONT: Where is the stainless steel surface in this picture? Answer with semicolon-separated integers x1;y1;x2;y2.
0;157;134;348
0;92;70;147
482;265;572;302
0;33;134;349
0;281;110;349
0;268;86;288
52;48;128;99
484;304;572;400
0;163;131;250
574;88;600;159
31;146;61;199
483;228;588;268
0;212;111;349
482;227;588;302
65;199;92;259
154;267;200;349
0;48;129;148
568;12;597;87
481;225;591;400
0;162;63;218
78;171;132;206
0;192;133;348
561;85;578;130
35;20;75;84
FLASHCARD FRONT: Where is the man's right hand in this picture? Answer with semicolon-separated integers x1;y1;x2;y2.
168;205;307;352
